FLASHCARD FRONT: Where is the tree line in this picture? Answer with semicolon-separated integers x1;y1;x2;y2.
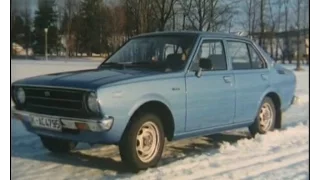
242;0;309;68
11;0;309;64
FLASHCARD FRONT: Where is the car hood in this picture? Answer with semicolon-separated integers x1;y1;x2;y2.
13;68;160;90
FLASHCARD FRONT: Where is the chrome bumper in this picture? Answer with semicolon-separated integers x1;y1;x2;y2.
291;95;299;105
11;108;114;132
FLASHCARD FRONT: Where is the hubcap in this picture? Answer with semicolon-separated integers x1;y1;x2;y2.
259;102;274;131
136;121;160;163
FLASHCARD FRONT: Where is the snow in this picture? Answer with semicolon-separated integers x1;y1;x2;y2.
11;60;309;180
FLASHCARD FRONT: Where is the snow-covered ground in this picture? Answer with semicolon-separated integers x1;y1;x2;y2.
11;61;309;180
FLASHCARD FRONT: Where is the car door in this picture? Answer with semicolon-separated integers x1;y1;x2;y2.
226;40;270;123
185;38;236;131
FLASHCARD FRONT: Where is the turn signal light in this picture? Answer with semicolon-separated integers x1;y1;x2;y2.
12;113;24;121
75;122;89;131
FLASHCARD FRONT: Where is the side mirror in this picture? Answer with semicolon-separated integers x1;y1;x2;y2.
199;58;212;69
195;58;211;78
195;68;202;78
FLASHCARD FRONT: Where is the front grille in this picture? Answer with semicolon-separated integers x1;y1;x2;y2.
27;98;83;110
15;86;100;119
24;87;84;111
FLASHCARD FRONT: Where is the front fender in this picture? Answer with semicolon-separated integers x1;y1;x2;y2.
96;86;177;143
96;75;186;141
128;93;172;117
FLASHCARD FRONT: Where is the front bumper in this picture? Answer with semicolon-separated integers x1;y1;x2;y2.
11;108;120;144
12;108;114;132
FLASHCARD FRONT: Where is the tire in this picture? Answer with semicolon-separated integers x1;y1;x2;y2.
119;112;165;171
40;136;77;153
249;97;276;136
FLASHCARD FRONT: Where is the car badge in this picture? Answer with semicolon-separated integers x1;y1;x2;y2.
44;91;50;97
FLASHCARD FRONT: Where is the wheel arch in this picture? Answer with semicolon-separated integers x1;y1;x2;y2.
124;100;175;141
265;92;282;129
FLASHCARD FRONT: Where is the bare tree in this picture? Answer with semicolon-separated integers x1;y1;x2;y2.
61;0;80;57
295;0;302;71
258;0;265;48
171;7;176;30
274;0;284;61
106;5;127;53
123;0;157;35
72;14;82;56
268;0;277;57
227;15;233;33
243;0;258;36
11;0;20;55
20;0;32;57
283;0;290;64
180;1;192;30
179;0;234;31
302;0;309;64
152;0;178;31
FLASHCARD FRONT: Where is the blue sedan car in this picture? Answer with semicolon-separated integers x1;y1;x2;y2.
11;31;297;171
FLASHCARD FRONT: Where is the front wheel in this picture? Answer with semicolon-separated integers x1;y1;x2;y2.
119;113;165;171
249;97;276;136
40;136;77;153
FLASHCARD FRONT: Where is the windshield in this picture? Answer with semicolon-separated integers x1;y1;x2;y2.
99;35;197;72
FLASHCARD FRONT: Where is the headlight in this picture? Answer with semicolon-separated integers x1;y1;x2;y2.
87;92;100;113
15;87;26;104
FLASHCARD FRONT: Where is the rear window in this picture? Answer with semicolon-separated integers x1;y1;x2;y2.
251;41;272;66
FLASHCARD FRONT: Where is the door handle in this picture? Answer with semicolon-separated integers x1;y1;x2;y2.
223;76;232;83
261;74;268;80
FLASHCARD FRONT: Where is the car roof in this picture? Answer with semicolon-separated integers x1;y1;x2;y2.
133;31;251;41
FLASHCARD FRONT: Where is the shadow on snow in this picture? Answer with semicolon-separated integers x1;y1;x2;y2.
11;131;251;179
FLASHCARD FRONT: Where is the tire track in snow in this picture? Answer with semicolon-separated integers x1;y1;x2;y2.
247;160;308;180
211;151;308;180
140;125;308;178
290;172;309;180
161;145;308;180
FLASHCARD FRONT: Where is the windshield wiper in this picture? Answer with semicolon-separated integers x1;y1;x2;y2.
99;61;163;71
130;62;154;65
99;62;127;69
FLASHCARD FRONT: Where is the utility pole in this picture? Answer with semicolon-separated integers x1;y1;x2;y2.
44;28;48;61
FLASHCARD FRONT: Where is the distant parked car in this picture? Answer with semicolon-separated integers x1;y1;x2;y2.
11;31;297;171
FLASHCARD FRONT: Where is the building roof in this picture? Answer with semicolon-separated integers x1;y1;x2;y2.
250;28;310;38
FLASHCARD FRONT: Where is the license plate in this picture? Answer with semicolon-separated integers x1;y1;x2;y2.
30;115;62;131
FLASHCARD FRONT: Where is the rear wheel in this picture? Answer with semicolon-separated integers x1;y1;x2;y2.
40;136;77;153
119;112;165;171
249;97;276;136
